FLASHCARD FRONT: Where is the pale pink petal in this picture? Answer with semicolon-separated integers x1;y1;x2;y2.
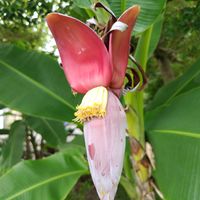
46;13;112;94
84;91;127;200
109;6;140;89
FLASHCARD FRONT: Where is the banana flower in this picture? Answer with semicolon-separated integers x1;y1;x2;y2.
46;5;140;200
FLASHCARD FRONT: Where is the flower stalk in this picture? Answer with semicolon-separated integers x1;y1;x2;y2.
125;26;155;200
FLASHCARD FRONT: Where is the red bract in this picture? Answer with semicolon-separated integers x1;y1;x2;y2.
109;6;140;89
46;5;140;94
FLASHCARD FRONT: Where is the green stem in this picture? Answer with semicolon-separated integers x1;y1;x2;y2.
124;26;154;200
134;25;153;145
125;26;152;199
125;26;153;146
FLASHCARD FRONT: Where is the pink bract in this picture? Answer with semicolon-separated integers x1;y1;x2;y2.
46;13;112;94
84;91;127;199
46;5;140;93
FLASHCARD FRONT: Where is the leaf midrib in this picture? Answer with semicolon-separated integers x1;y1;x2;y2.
151;129;200;139
4;169;86;200
0;60;75;111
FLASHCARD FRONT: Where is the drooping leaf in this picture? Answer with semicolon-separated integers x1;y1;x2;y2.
106;0;166;33
25;116;66;148
146;60;200;199
0;150;88;200
0;121;26;173
0;43;81;122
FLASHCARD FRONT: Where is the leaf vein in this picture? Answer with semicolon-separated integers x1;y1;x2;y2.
0;60;75;111
151;129;200;139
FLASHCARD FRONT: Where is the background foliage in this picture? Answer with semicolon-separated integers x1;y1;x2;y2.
0;0;199;199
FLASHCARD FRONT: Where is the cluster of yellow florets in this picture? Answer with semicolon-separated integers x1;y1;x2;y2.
74;86;108;122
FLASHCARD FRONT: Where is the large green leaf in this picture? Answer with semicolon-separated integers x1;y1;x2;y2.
147;58;200;111
146;88;200;132
149;132;200;200
25;116;66;148
107;0;166;33
72;0;166;33
146;63;200;199
0;121;26;173
0;44;81;122
0;150;88;200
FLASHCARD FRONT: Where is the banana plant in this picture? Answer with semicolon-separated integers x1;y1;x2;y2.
0;1;200;200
